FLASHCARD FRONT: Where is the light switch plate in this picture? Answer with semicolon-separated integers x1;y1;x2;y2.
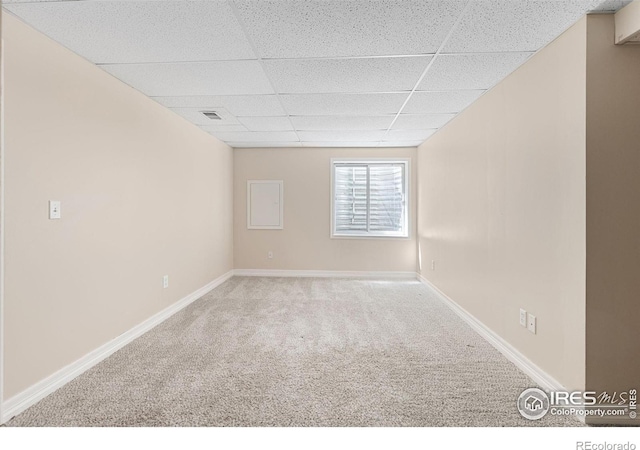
49;200;61;219
519;309;527;327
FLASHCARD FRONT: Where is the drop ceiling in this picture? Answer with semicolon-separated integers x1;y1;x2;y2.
3;0;633;148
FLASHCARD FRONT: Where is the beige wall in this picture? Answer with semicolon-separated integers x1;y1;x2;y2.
234;147;417;272
2;15;233;399
417;18;588;391
0;6;5;418
585;14;640;413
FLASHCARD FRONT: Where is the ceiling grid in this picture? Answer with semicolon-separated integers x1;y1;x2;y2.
227;0;303;146
2;0;633;148
376;0;474;146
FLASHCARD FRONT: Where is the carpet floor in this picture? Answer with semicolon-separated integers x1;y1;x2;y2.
7;277;582;427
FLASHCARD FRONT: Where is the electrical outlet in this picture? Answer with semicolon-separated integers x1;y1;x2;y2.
163;275;169;289
527;313;537;334
267;251;273;259
431;260;436;271
519;309;527;327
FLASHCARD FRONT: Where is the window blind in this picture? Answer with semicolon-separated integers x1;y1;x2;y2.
333;162;406;236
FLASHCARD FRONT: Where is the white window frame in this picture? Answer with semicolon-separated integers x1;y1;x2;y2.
330;158;410;239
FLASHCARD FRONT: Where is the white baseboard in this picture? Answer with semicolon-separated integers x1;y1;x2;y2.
0;270;234;424
417;273;566;394
233;269;418;279
2;270;593;425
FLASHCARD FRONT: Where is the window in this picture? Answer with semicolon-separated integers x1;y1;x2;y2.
331;159;409;238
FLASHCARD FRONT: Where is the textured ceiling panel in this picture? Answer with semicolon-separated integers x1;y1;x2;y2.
589;0;634;11
443;0;591;53
4;1;255;63
169;108;240;126
5;0;631;149
417;53;533;91
380;140;424;147
4;0;90;2
230;142;303;148
291;116;394;131
200;124;249;133
392;114;456;130
298;130;387;142
385;130;438;141
233;0;466;58
302;142;381;148
238;116;294;132
280;93;408;116
101;61;274;97
211;131;299;142
403;90;485;114
151;95;285;116
263;57;431;94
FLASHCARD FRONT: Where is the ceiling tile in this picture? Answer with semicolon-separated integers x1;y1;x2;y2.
292;116;394;131
151;95;285;116
298;130;387;141
403;90;485;114
233;0;466;58
238;116;294;132
589;0;634;12
211;131;299;142
280;93;408;116
392;114;455;130
385;130;438;141
380;141;424;147
230;142;303;148
9;0;627;150
443;0;616;54
169;107;241;126
101;61;274;97
417;53;533;91
4;1;255;63
200;125;249;133
263;57;431;94
4;0;94;2
302;142;381;148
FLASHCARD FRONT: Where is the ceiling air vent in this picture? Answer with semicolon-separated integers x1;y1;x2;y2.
202;111;222;120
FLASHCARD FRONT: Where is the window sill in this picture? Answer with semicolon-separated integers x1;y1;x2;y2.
330;234;410;240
